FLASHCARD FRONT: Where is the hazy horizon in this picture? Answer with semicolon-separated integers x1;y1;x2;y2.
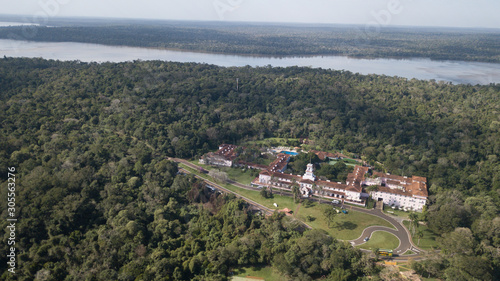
0;0;499;29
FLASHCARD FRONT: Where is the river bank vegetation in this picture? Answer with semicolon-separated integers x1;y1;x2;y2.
1;21;500;63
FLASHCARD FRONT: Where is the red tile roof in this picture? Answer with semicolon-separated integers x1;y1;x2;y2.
268;153;290;172
214;144;240;160
259;170;272;176
370;168;428;198
317;180;346;190
299;179;315;184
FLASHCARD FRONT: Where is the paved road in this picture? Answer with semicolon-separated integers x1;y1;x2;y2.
348;210;423;256
178;167;275;216
170;157;422;258
174;161;313;229
348;207;415;254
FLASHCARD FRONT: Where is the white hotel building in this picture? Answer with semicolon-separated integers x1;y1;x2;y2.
255;161;428;212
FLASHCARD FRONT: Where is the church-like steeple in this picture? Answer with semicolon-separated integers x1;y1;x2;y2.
303;163;316;181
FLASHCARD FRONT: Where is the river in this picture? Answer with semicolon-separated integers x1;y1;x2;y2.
1;38;499;85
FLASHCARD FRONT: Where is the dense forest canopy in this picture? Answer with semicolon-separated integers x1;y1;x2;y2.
0;58;499;280
1;20;500;62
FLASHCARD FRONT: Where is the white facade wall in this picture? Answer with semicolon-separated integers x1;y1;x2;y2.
259;174;271;184
371;191;426;211
345;190;362;201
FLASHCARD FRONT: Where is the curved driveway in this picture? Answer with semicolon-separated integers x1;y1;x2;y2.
348;208;413;255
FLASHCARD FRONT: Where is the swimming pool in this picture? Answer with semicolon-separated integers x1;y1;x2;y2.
280;151;299;156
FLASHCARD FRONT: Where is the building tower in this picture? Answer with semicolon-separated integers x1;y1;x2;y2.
303;163;316;181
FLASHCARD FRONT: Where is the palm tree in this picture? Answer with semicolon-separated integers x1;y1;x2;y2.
312;183;320;204
291;180;300;203
408;212;419;236
416;230;424;246
319;185;324;204
270;175;277;195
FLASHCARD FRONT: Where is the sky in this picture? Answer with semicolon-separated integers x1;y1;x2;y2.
1;0;499;29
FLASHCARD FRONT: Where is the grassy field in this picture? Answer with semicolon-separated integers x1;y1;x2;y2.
403;221;439;250
383;208;410;219
294;202;395;240
180;163;397;244
224;167;259;185
355;231;400;251
232;266;287;281
402;250;416;255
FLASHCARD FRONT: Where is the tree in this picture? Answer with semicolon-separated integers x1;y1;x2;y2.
312;183;322;204
208;170;228;183
408;212;419;236
416;230;424;246
328;268;351;281
291;179;300;203
373;247;380;260
260;188;269;199
270;174;280;196
366;185;379;193
444;255;493;281
273;175;284;196
427;201;470;235
438;227;476;256
323;208;337;228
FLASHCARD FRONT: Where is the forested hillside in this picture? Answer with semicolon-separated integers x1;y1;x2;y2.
0;58;499;280
1;23;500;62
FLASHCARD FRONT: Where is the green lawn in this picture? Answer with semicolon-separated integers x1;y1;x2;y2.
383;208;410;219
232;266;287;281
403;221;439;250
180;163;396;241
355;231;400;251
224;167;259;185
402;250;416;255
295;203;395;240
